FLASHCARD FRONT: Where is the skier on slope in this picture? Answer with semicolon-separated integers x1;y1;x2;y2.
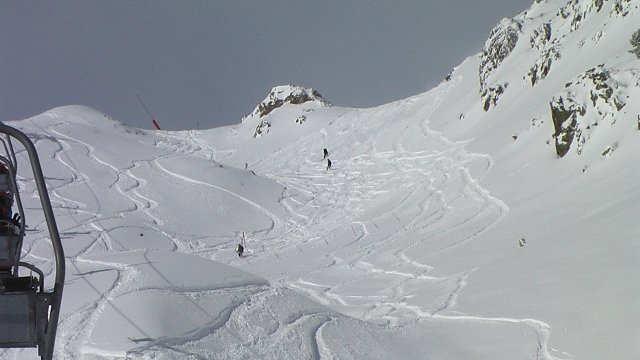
236;231;246;258
326;158;332;171
323;148;329;159
235;243;244;257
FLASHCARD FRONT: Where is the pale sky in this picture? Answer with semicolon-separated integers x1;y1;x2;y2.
1;1;534;130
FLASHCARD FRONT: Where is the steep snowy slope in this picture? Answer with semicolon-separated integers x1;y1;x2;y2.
191;1;640;359
430;4;640;359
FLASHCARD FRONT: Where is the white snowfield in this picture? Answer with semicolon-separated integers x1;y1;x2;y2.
2;0;639;359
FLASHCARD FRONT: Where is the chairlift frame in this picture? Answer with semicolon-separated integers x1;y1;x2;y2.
0;123;64;360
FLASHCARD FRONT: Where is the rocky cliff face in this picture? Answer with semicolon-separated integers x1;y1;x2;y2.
551;64;632;157
473;0;639;158
479;18;522;111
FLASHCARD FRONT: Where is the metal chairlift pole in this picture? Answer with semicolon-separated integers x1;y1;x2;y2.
5;135;18;172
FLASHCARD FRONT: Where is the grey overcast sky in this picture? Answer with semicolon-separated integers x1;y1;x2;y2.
1;1;533;130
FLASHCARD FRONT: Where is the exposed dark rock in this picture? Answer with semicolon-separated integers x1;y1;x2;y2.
479;18;521;111
580;66;626;111
481;83;508;112
549;64;630;158
530;23;552;50
611;0;633;17
253;120;271;138
594;0;604;12
527;46;561;86
550;96;584;157
630;28;640;58
558;0;609;31
602;144;616;157
479;18;522;87
256;99;284;118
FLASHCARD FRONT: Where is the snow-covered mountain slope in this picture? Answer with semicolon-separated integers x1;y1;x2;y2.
2;0;639;359
6;105;538;360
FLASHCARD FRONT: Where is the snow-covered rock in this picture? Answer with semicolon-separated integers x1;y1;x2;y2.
479;18;522;86
244;85;332;138
526;46;560;86
245;85;331;120
479;18;521;110
551;64;631;157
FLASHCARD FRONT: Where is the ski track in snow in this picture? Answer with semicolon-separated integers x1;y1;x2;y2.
9;100;563;359
25;118;154;359
151;158;282;233
232;82;562;359
13;114;312;359
17;117;214;358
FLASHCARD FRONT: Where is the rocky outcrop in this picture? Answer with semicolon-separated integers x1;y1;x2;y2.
550;96;585;157
253;120;271;138
527;46;561;86
529;23;552;50
481;83;508;112
470;0;638;160
245;85;331;138
479;18;521;111
558;0;608;31
610;0;634;17
295;115;307;124
550;65;628;157
246;85;331;120
480;18;522;85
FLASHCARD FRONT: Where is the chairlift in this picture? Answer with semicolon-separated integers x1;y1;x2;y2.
0;123;64;360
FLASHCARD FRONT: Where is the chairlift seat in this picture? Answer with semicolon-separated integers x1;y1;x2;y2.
0;274;49;352
0;288;37;347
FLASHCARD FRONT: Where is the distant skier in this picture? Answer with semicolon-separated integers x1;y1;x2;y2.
326;158;332;171
323;148;329;159
236;231;246;257
235;243;244;257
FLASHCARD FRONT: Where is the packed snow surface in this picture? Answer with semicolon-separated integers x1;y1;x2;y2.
2;0;639;359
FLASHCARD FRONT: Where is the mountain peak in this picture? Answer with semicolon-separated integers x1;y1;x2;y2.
244;85;331;121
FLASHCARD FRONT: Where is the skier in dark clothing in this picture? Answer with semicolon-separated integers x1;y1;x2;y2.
326;158;332;171
323;148;329;159
236;243;244;258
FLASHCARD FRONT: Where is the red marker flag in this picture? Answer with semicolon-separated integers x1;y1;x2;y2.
136;94;162;130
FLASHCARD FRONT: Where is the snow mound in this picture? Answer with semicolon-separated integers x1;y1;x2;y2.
35;105;146;135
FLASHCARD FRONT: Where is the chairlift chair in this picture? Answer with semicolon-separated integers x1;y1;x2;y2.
0;123;65;360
